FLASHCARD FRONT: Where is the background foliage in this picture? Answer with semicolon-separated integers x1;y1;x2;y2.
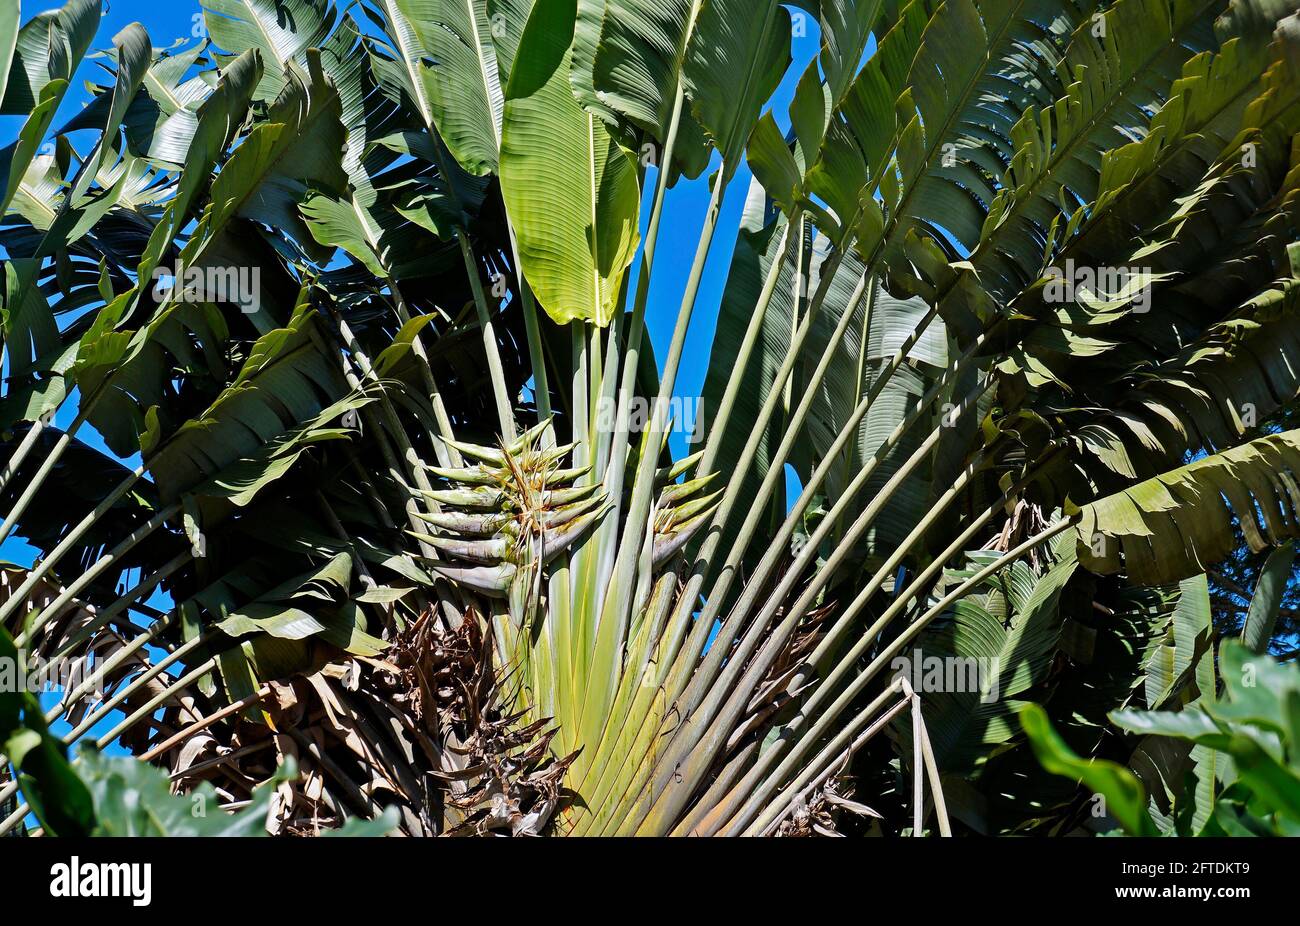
2;0;1300;836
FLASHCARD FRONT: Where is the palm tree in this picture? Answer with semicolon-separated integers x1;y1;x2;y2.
2;0;1300;836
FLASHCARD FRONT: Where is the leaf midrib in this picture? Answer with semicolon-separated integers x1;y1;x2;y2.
240;0;287;68
466;0;502;145
712;0;783;168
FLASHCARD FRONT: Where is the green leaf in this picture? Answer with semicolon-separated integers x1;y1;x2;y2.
1243;542;1297;654
216;553;388;656
1144;575;1213;709
301;190;391;277
0;624;94;836
586;0;713;179
747;113;802;215
682;0;791;179
499;0;641;326
78;23;154;188
1071;429;1300;585
59;38;216;169
2;259;58;381
145;296;351;500
393;0;505;176
1220;733;1300;819
200;0;336;101
1212;641;1300;737
1020;702;1158;835
1110;706;1231;745
183;51;348;266
0;0;19;113
908;539;1079;770
325;808;401;836
102;47;264;310
818;0;883;108
0;79;66;219
0;0;97;116
484;0;536;86
1112;643;1300;828
973;0;1233;299
79;748;284;836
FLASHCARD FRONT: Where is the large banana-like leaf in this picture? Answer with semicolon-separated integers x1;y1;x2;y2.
0;0;18;113
818;0;882;107
386;0;505;176
911;539;1079;772
145;297;353;501
1066;32;1292;265
59;39;215;168
124;48;265;296
66;52;265;454
74;301;231;456
1242;542;1297;652
865;0;1087;270
1071;428;1300;584
184;51;348;270
201;0;336;100
1084;276;1300;481
62;22;152;192
1142;574;1213;708
584;0;712;179
498;0;640;326
0;82;65;221
682;0;791;179
973;0;1243;296
2;258;59;382
215;552;386;655
0;0;101;218
0;0;97;115
485;0;537;85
